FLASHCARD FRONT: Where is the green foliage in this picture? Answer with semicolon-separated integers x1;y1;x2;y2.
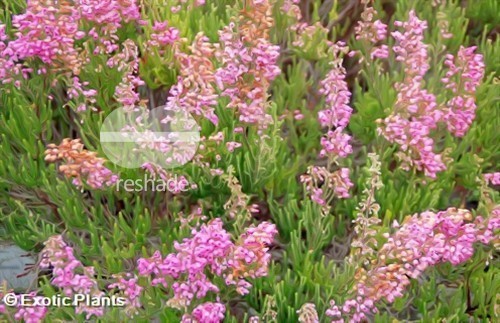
0;0;499;322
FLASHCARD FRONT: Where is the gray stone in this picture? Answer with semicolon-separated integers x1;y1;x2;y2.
0;243;37;291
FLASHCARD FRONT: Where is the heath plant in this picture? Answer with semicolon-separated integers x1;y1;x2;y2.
0;0;498;322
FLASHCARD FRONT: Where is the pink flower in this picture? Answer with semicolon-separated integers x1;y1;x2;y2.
138;219;276;315
182;302;226;323
226;141;242;152
326;207;500;322
148;21;180;47
79;0;141;26
476;206;500;244
165;33;219;125
370;45;389;59
281;0;302;20
377;11;450;178
14;299;48;323
354;2;388;61
311;188;326;205
40;236;105;319
332;168;354;199
319;129;353;159
109;40;144;112
484;172;500;185
214;2;281;129
318;54;352;130
8;0;80;67
316;41;353;170
442;46;485;137
108;274;143;316
392;11;429;80
45;139;119;189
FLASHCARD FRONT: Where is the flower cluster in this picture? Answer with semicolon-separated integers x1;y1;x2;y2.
181;302;226;323
214;0;281;128
142;162;194;194
0;0;143;115
0;287;48;323
108;39;146;112
145;21;180;52
79;0;141;26
297;303;320;323
348;153;383;265
67;76;98;112
0;0;141;74
44;138;118;189
281;0;302;21
484;172;500;186
318;41;353;162
354;0;389;60
442;46;485;137
319;129;353;158
137;218;277;320
301;166;354;212
303;41;354;207
476;207;500;246
40;235;105;319
377;12;485;178
377;11;445;178
326;207;500;322
13;294;48;323
80;0;141;55
0;0;81;86
318;42;352;132
7;0;82;70
166;33;219;125
108;273;143;317
226;221;277;293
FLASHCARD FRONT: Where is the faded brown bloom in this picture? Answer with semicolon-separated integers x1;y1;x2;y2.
45;138;118;189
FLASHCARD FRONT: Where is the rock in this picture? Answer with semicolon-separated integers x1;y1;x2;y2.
0;243;37;291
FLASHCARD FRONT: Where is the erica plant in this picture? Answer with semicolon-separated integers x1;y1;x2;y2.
0;0;498;322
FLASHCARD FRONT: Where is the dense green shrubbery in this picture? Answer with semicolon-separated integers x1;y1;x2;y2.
0;0;498;322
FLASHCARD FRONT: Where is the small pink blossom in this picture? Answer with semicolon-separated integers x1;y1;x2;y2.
442;46;485;137
40;236;104;319
326;207;500;322
319;129;353;159
138;219;277;314
484;172;500;185
182;302;226;323
226;141;242;152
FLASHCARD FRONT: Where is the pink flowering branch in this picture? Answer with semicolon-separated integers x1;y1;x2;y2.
40;235;105;319
377;11;445;179
108;273;143;317
137;218;277;320
44;139;119;189
376;11;485;179
301;41;354;208
181;301;226;323
326;207;500;323
354;0;389;60
165;33;219;125
214;0;281;129
108;39;146;112
442;46;485;137
377;11;440;178
484;172;500;186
